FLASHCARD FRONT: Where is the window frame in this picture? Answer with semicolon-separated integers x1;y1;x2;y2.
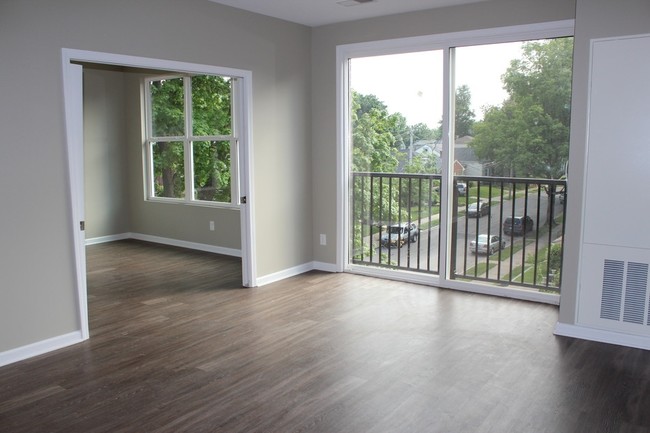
143;73;240;208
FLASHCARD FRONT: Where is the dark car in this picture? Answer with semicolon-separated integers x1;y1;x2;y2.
467;200;490;218
380;223;418;247
503;216;534;235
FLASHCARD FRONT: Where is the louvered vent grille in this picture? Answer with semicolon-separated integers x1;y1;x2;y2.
600;259;624;320
624;262;648;324
600;260;649;324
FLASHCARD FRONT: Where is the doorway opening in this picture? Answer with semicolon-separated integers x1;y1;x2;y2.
62;49;256;340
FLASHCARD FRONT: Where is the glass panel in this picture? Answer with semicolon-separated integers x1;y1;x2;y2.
150;77;185;137
192;75;232;137
454;40;566;179
349;51;443;274
193;140;231;203
451;38;572;291
152;141;185;198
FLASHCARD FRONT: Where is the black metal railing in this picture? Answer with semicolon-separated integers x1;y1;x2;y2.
351;173;567;292
351;172;442;274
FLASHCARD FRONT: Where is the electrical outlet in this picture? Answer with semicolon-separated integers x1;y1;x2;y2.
320;234;326;246
209;221;215;231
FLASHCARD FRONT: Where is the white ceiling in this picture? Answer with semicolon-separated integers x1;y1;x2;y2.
209;0;490;27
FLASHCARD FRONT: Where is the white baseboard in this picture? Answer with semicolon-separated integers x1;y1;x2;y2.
86;232;242;258
256;261;338;286
256;262;315;286
554;322;650;351
130;233;242;257
0;331;85;368
85;233;131;245
312;261;338;273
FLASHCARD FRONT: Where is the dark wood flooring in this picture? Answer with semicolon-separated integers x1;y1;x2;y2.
2;239;650;432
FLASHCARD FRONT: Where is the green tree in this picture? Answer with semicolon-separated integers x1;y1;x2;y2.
191;75;232;202
410;122;438;142
432;84;476;140
150;75;233;201
351;90;399;173
470;38;573;178
351;90;410;258
150;77;185;198
454;84;475;138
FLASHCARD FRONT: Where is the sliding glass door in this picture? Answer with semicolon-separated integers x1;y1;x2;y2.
341;24;573;298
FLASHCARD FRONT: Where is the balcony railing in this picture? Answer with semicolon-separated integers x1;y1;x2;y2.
351;173;567;292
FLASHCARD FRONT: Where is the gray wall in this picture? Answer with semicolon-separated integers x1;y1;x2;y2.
310;0;577;264
0;0;312;353
558;0;650;324
83;68;130;239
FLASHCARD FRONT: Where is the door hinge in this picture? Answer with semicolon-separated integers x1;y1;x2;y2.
240;196;247;204
80;221;85;231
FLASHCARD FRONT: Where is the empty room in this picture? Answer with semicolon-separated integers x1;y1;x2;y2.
2;0;650;431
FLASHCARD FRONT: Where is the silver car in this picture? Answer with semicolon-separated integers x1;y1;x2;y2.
470;234;506;255
380;223;418;247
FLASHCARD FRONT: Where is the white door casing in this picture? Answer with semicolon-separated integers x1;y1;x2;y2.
61;48;257;339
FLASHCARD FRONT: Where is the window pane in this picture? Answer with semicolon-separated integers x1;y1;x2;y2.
349;51;443;174
192;76;232;137
150;78;184;137
348;51;443;274
454;38;572;179
152;141;185;198
193;140;231;203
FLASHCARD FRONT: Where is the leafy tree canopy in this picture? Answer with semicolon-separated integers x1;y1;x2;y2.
351;90;438;174
150;75;233;201
454;84;476;138
470;38;573;178
431;84;476;140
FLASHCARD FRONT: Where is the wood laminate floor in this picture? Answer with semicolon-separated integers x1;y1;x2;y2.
1;240;650;432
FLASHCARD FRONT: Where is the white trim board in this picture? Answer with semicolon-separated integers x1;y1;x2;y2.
554;322;650;351
256;261;339;287
85;232;243;258
0;331;84;368
86;234;341;288
85;233;131;246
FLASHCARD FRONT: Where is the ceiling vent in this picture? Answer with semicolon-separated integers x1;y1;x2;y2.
337;0;375;7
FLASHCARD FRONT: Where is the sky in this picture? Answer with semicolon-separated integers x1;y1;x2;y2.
350;41;524;128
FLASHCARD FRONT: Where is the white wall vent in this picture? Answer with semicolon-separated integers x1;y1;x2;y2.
600;259;624;321
568;34;650;348
600;260;649;325
578;244;650;340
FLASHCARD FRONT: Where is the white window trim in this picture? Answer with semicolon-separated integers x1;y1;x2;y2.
143;74;241;208
336;19;574;304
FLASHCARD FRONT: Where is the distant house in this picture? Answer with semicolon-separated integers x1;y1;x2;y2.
454;136;483;176
397;136;484;176
398;139;442;172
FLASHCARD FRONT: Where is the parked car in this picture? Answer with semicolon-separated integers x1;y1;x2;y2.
467;200;490;218
456;182;467;195
380;223;418;247
470;234;506;255
503;216;534;235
